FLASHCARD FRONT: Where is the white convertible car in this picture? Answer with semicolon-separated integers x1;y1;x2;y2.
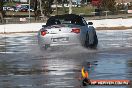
38;14;98;49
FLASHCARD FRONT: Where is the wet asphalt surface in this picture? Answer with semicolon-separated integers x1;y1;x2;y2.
0;30;132;88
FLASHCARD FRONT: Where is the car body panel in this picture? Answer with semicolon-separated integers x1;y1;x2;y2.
38;14;98;49
38;25;81;46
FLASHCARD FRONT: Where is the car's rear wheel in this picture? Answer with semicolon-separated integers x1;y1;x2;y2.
91;34;98;48
84;32;90;48
85;32;98;48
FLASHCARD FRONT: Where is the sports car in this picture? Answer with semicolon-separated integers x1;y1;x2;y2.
38;14;98;49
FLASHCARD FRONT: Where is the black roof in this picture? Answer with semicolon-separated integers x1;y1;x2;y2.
46;14;85;26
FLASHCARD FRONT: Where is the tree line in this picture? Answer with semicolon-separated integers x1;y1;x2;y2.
0;0;118;23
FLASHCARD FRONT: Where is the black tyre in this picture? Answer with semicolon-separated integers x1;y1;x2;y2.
85;32;98;48
84;32;89;48
91;34;98;48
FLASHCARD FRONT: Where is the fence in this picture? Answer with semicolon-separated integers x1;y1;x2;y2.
1;17;46;24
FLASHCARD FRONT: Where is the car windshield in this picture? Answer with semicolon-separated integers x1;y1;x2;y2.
46;14;86;26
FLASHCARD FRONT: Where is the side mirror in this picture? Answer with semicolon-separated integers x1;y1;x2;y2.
42;25;46;28
88;22;93;25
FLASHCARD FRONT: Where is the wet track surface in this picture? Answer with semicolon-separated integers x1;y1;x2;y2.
0;30;132;88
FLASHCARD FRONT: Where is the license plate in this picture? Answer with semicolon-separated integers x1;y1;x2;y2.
52;37;69;42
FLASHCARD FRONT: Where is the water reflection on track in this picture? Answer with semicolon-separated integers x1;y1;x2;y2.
0;30;132;88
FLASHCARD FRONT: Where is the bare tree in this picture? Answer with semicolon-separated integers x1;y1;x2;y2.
69;0;72;14
57;0;67;13
39;0;45;20
0;0;4;23
31;0;37;20
38;0;54;20
55;0;58;15
62;0;65;13
100;0;116;12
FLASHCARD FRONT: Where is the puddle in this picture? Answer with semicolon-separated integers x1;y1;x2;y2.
0;31;131;88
